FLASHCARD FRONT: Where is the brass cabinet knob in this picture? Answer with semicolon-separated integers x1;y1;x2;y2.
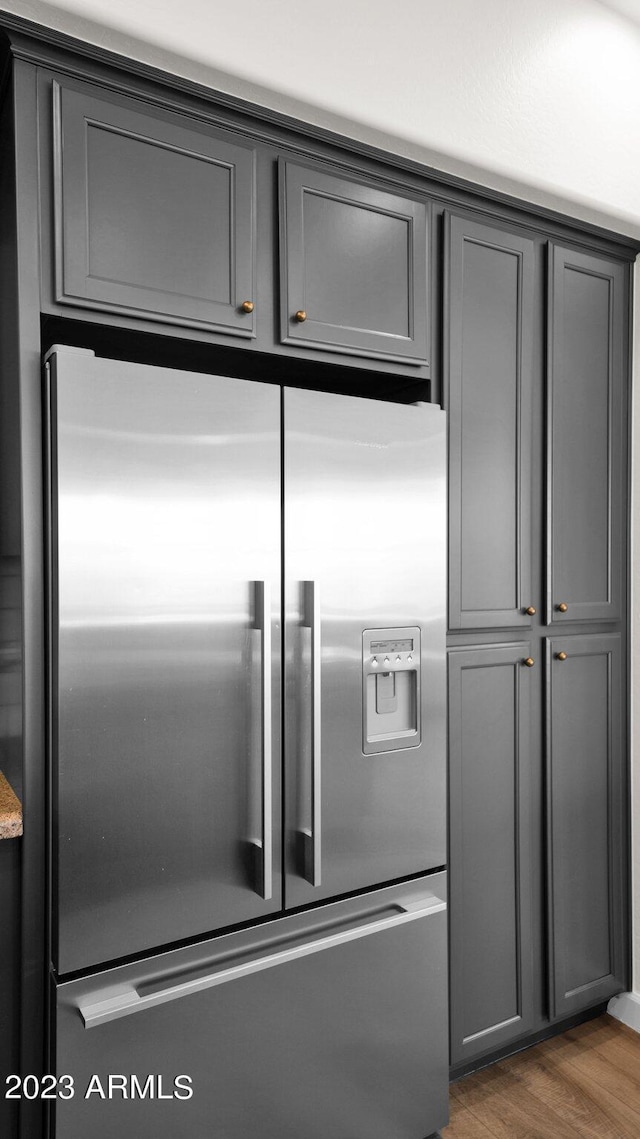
556;651;568;661
240;300;254;313
525;606;536;616
523;657;535;668
294;310;307;323
556;602;568;613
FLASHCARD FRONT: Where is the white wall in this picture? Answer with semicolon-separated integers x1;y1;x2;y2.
631;265;640;997
3;0;640;1000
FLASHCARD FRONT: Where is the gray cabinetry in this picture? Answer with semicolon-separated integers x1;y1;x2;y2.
447;225;629;1071
279;159;428;364
53;82;256;335
547;247;625;624
546;634;625;1019
448;644;535;1065
47;80;433;373
445;213;534;630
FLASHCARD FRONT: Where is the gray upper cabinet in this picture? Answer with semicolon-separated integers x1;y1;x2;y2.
448;643;535;1065
546;634;625;1019
279;159;428;364
445;213;534;631
53;82;256;335
547;247;626;624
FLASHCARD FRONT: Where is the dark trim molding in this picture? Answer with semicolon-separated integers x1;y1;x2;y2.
0;10;638;259
9;56;48;1139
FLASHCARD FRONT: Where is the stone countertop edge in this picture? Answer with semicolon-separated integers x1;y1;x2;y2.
0;771;23;838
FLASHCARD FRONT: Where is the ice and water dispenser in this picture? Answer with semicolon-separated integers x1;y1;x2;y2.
362;628;421;754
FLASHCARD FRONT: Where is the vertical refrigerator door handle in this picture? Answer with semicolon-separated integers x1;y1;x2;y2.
300;581;321;886
253;581;272;900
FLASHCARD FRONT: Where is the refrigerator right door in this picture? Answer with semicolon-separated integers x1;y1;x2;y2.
284;390;446;907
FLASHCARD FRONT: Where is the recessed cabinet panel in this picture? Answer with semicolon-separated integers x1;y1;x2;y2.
546;634;625;1019
448;644;534;1065
279;160;428;363
445;214;534;630
547;248;625;623
53;83;256;335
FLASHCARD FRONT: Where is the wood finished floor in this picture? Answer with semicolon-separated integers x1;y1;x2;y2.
442;1015;640;1139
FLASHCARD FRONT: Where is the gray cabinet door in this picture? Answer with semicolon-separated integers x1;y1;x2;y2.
279;159;428;364
547;248;626;624
448;643;535;1065
445;213;534;631
53;82;256;336
546;634;625;1019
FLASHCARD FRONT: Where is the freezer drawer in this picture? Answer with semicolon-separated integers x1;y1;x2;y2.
52;875;448;1139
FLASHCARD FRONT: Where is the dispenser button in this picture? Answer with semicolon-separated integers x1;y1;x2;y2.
407;654;413;662
372;656;378;667
396;655;402;662
384;656;390;665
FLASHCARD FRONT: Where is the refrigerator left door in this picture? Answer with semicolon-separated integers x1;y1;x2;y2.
48;349;282;974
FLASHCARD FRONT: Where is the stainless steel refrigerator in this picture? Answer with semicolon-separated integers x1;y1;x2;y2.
46;345;448;1139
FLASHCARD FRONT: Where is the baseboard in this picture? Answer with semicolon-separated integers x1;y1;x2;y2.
608;991;640;1033
449;1002;609;1081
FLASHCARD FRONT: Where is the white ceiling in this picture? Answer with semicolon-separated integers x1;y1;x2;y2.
598;0;640;24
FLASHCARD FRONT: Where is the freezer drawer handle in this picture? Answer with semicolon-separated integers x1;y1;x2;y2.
251;580;272;900
299;580;322;886
78;893;446;1029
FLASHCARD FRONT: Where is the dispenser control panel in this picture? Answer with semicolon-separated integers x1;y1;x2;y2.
362;627;420;754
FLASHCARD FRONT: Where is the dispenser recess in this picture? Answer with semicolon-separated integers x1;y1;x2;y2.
362;627;421;754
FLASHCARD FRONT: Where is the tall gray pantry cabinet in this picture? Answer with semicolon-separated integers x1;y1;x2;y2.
446;214;629;1068
0;15;636;1139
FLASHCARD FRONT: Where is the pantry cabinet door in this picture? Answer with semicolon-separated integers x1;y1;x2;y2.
53;82;256;336
448;643;535;1065
547;248;626;624
279;159;428;364
546;634;625;1018
445;214;535;631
